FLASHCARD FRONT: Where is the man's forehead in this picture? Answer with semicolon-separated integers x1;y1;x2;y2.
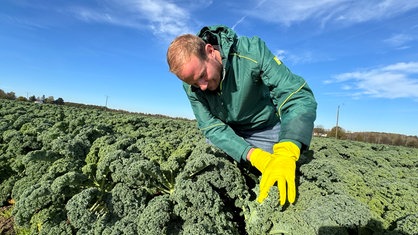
179;56;204;82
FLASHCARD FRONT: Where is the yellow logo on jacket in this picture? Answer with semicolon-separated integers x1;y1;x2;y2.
274;56;282;65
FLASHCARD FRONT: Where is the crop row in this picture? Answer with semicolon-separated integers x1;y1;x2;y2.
1;99;417;234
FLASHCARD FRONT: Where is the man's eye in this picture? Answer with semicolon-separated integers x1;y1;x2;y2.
200;71;206;80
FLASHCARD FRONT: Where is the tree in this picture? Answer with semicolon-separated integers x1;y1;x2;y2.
328;126;346;139
405;137;418;148
6;92;16;100
55;98;65;105
29;96;37;102
380;134;391;145
16;96;28;102
45;96;55;104
313;125;327;136
0;89;6;99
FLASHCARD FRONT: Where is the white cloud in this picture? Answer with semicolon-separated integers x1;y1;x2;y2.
331;62;418;99
242;0;418;27
275;49;286;61
130;0;191;35
384;34;415;49
286;51;315;64
275;49;326;65
69;0;202;40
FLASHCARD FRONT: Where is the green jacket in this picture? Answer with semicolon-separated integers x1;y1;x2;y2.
183;25;317;162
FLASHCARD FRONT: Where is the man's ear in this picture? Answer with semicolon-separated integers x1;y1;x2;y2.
205;44;215;57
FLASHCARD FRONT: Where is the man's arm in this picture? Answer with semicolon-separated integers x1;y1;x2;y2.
255;37;317;149
183;83;253;162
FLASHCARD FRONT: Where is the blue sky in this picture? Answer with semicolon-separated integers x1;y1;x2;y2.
1;0;418;136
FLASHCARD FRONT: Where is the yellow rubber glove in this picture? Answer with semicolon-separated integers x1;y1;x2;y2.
249;142;300;205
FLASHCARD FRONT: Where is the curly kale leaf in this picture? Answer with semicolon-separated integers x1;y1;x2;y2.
42;157;85;181
393;213;418;235
84;135;117;165
29;206;73;235
171;144;249;234
137;194;180;235
105;183;147;219
50;171;91;199
65;187;108;231
12;182;54;226
11;150;60;202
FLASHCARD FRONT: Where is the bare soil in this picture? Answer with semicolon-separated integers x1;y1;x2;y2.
0;205;15;235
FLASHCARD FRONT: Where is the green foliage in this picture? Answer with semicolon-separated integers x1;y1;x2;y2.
137;194;180;235
65;187;105;232
12;182;55;226
1;99;417;235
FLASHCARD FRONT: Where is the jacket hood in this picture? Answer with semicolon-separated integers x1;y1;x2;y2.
197;25;237;66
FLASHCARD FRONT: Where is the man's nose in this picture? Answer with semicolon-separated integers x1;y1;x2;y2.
198;79;208;91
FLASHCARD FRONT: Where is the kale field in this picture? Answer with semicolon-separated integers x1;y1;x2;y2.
1;99;417;235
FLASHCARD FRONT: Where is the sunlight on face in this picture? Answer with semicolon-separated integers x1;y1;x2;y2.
179;50;222;91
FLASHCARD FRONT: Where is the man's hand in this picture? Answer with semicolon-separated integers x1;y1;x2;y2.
249;142;300;205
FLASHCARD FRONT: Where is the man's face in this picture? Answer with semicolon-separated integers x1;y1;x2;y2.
179;46;222;91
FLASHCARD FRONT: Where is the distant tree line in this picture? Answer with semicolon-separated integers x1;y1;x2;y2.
314;125;418;148
0;88;192;122
0;89;64;105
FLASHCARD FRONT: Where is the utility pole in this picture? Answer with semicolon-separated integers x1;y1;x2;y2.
335;103;344;139
336;105;340;139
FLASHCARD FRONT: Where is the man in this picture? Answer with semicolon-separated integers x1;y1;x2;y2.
167;25;317;206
